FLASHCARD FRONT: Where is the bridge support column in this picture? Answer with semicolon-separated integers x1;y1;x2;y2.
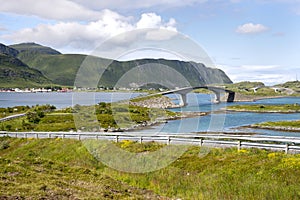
179;93;188;106
227;92;235;102
214;92;221;103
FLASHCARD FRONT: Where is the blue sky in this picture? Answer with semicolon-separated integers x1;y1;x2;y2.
0;0;299;85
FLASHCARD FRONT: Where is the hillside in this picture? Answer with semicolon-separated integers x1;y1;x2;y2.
0;42;233;88
1;137;300;199
276;81;300;91
10;42;61;56
0;43;19;57
0;53;51;88
13;44;232;87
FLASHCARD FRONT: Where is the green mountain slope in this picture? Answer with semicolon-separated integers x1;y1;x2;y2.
0;54;51;88
16;50;232;87
10;42;61;56
1;42;232;88
0;43;19;57
15;54;113;86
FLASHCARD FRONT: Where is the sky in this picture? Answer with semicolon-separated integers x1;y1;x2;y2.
0;0;299;85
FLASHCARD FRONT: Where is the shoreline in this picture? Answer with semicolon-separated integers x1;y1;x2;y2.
246;125;300;132
109;111;208;132
225;109;300;114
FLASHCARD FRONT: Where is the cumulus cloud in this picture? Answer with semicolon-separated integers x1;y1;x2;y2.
0;0;104;21
0;0;206;20
236;23;269;34
220;64;298;85
70;0;207;11
1;10;177;51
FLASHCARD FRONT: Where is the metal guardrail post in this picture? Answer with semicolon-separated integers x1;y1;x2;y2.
78;134;81;140
167;136;171;145
25;133;27;139
199;138;203;147
36;133;39;139
140;136;143;144
285;143;289;154
48;133;51;138
237;140;241;151
62;134;65;139
115;135;119;143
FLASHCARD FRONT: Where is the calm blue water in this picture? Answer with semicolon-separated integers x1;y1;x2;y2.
0;92;299;136
0;92;143;109
145;93;300;137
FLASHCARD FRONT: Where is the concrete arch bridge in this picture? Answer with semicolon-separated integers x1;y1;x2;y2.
158;86;235;106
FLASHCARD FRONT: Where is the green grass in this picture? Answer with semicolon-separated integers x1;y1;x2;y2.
0;53;52;88
0;137;162;199
276;81;300;91
0;103;178;131
254;120;300;128
1;137;300;199
227;104;300;113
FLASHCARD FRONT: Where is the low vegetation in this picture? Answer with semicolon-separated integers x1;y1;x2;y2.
0;103;178;132
1;137;300;199
227;103;300;113
276;81;300;91
224;81;300;97
251;120;300;130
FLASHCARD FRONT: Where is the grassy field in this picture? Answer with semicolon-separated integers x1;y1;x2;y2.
0;103;178;132
227;104;300;113
1;137;300;199
251;120;300;130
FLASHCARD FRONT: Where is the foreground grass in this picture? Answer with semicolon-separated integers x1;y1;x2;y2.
1;137;300;199
227;103;300;113
0;137;163;199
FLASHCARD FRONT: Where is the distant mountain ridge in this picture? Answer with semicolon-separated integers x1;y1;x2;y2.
10;43;61;55
0;53;51;88
0;42;233;88
0;43;19;57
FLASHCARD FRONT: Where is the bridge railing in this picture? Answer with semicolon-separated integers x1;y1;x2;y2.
1;131;300;154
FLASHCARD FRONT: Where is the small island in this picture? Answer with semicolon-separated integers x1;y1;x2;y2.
225;103;300;132
249;120;300;132
226;104;300;113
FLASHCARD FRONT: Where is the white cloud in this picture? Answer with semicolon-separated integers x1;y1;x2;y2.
70;0;207;10
236;23;269;34
220;64;299;85
0;0;103;21
0;0;207;20
1;10;177;51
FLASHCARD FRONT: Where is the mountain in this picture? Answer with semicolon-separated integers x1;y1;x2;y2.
9;42;61;56
98;59;232;88
0;42;232;88
12;44;232;87
0;53;51;88
0;43;19;57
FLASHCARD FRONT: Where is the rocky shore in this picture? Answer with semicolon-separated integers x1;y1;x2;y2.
129;96;178;108
101;96;208;132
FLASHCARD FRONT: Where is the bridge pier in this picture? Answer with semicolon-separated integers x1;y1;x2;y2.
178;93;188;106
213;92;221;103
157;86;236;107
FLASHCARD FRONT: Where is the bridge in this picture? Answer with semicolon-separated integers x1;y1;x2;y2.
156;86;235;106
